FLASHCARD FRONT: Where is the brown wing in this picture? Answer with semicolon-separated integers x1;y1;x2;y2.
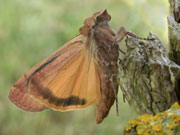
29;47;101;111
9;35;83;111
9;35;101;111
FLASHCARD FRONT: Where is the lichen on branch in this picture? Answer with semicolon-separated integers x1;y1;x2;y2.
124;102;180;135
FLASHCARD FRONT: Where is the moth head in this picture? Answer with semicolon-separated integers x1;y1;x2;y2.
79;9;112;36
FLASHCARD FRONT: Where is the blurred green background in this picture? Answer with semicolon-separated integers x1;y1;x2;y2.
0;0;169;135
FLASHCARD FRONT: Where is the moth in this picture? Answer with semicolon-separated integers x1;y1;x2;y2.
9;9;128;124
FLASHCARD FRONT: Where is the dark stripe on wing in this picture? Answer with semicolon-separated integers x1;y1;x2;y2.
26;38;82;88
27;52;63;86
30;79;86;107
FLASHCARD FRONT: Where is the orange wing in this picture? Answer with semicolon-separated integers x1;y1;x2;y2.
9;35;101;111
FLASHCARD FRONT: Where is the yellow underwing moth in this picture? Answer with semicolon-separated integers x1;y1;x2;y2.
9;9;128;124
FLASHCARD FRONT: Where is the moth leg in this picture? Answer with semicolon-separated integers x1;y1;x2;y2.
116;27;127;42
116;26;155;42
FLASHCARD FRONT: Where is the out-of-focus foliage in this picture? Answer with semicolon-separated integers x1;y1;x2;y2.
0;0;168;135
124;102;180;135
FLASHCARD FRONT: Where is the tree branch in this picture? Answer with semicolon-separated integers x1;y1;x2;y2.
119;33;180;115
120;0;180;134
168;0;180;65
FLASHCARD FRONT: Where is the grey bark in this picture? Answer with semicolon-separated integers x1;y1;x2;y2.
118;33;180;115
168;0;180;64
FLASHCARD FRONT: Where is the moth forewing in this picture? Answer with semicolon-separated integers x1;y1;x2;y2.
85;10;120;124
